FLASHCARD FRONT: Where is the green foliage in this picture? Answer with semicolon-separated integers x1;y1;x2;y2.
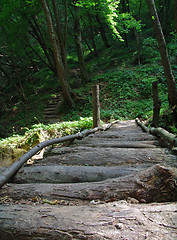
141;37;161;63
0;0;176;140
0;117;93;149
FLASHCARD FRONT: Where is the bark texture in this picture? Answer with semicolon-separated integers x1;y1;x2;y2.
40;0;73;106
74;7;89;85
8;165;145;184
0;202;176;240
1;120;177;240
136;118;177;147
1;165;177;203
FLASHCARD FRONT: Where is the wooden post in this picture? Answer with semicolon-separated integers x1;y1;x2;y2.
151;81;161;127
92;85;100;128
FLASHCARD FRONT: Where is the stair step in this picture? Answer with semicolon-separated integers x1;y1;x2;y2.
44;108;56;112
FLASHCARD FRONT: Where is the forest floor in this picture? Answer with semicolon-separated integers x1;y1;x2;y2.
0;120;177;239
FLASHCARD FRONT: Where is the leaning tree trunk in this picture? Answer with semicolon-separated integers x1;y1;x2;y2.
40;0;73;107
52;0;68;71
146;0;177;121
74;7;89;85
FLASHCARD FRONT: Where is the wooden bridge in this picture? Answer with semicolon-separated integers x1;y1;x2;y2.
0;120;177;239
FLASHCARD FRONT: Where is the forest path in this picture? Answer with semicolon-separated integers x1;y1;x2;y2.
0;120;177;239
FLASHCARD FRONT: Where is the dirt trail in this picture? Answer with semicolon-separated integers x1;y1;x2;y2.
0;120;177;239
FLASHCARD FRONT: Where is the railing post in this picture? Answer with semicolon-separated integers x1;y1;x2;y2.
92;85;100;128
151;81;161;127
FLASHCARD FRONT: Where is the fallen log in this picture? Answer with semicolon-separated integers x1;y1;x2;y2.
1;165;177;203
136;118;177;147
40;147;176;167
0;201;177;240
73;139;159;148
89;132;156;140
0;121;119;188
135;118;150;133
8;165;146;184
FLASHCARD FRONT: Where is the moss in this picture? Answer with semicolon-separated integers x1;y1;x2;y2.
0;146;26;167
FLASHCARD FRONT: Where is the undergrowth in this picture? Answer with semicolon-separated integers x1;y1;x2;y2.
0;35;177;143
0;117;94;149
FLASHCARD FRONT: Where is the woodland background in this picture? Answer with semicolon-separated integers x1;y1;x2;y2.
0;0;177;144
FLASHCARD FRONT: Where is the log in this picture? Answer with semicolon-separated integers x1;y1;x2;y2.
39;147;177;167
89;132;156;140
73;139;159;148
8;165;146;184
0;202;177;240
1;165;177;203
136;118;149;132
0;122;118;188
150;127;177;147
136;118;177;147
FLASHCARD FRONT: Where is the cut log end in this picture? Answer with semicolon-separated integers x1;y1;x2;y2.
134;164;177;203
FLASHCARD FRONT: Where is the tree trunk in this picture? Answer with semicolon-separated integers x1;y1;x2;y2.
146;0;177;121
1;165;177;203
74;7;89;85
30;17;56;73
40;0;74;107
52;0;68;70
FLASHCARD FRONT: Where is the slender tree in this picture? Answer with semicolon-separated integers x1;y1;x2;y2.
51;0;68;70
147;0;177;121
40;0;74;107
74;6;89;85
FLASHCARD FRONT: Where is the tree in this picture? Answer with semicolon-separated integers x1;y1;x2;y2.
146;0;177;122
40;0;74;107
51;0;68;71
74;6;89;85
